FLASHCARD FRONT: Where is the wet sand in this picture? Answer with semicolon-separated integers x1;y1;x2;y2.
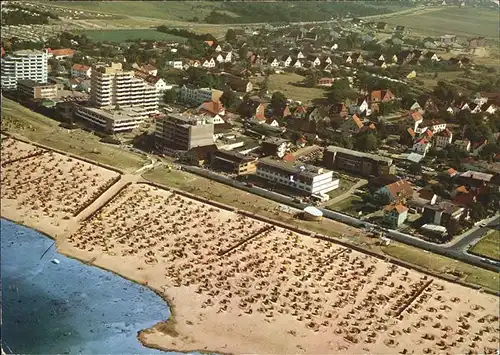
1;138;499;354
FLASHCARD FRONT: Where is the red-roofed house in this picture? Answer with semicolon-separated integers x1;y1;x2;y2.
282;153;296;162
71;64;92;78
317;77;334;87
370;89;395;103
204;40;215;47
383;203;408;227
198;100;225;117
375;180;413;204
435;128;453;148
48;48;75;59
413;138;432;155
293;105;308;119
446;168;458;178
296;136;307;148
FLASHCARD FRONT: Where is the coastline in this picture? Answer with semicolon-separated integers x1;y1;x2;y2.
2;138;499;354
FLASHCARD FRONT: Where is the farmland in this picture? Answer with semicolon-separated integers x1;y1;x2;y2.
81;29;186;43
470;230;500;261
383;7;499;40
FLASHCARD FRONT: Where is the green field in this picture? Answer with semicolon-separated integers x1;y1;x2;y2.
44;1;235;21
383;7;499;40
470;230;500;261
81;29;186;43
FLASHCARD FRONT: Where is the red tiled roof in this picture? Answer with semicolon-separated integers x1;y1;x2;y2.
385;180;413;201
352;114;363;129
72;63;91;71
456;185;468;193
447;167;457;176
200;100;224;115
411;112;423;122
282;153;296;162
294;106;307;114
423;129;433;138
384;203;408;213
49;48;74;56
407;128;416;138
1;47;5;57
204;40;215;47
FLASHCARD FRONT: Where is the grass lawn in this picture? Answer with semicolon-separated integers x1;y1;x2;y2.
382;242;499;293
1;98;147;173
327;195;364;216
81;29;187;43
383;7;500;40
326;177;357;200
253;73;328;104
470;230;500;261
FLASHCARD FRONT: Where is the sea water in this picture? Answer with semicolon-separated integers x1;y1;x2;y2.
1;218;176;354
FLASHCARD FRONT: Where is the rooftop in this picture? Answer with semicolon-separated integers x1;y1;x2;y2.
79;105;148;122
326;145;393;164
259;156;331;178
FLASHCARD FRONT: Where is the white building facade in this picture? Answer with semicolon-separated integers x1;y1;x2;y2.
1;49;48;89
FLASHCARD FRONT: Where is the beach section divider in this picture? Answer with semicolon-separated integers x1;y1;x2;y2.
80;180;132;222
218;225;275;257
73;175;122;218
393;279;434;317
1;132;125;174
1;149;48;167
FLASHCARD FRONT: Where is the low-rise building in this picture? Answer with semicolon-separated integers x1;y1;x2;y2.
211;149;258;175
17;79;59;99
434;128;453;148
383;203;408;228
422;201;467;228
185;144;218;166
323;146;395;177
75;105;148;133
179;85;223;106
374;180;413;204
256;157;339;195
412;138;432;156
454;139;471;152
48;48;74;60
167;60;183;70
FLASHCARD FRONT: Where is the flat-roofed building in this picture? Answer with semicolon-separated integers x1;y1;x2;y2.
257;157;339;195
90;62;158;114
155;113;214;152
323;145;395;177
75;105;148;133
179;85;223;106
17;79;59;99
1;49;49;89
211;149;258;175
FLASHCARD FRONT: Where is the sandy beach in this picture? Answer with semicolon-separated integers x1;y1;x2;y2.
1;137;499;354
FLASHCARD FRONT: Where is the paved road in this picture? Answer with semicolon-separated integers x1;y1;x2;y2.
181;165;500;273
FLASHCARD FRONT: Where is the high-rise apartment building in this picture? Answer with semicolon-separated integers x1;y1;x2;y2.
90;62;158;114
155;113;214;152
1;49;48;89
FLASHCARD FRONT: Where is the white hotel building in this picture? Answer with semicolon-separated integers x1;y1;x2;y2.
90;62;158;114
1;49;48;89
256;157;339;195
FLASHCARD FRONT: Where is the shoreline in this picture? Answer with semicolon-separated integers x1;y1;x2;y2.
2;138;499;354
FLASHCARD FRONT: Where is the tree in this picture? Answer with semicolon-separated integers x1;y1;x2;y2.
327;78;357;103
409;162;422;175
305;71;318;88
355;132;378;152
220;90;238;110
225;29;237;43
470;202;487;222
376;121;388;140
48;58;61;73
271;91;287;117
163;90;178;104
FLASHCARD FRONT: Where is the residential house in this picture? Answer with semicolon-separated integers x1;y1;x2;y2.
396;51;414;64
323;56;332;64
374;179;414;204
383;204;408;228
448;57;464;68
211;149;258;176
351;53;364;64
293;105;308;119
422;201;467;229
425;119;447;134
198;100;225;117
484;103;497;115
268;58;280;67
137;63;158;76
468;37;486;49
340;114;364;134
434;128;453;148
308;106;332;123
413;138;432;156
292;59;303;68
296;136;307;148
406;70;417;79
454;139;471;152
71;64;91;78
261;137;289;158
424;52;440;61
202;58;216;68
370;89;395;103
469;103;483;114
296;51;305;59
224;75;253;93
410;101;423;113
282;55;293;67
317;77;334;87
408;111;424;132
167;60;183;69
204;40;215;47
307;55;321;67
213;44;222;52
374;60;387;69
329;103;349;118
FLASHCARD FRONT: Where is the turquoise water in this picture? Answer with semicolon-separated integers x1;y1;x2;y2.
1;218;174;354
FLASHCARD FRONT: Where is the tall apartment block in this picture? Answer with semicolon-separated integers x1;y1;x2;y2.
1;49;48;89
90;62;158;114
155;113;214;152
